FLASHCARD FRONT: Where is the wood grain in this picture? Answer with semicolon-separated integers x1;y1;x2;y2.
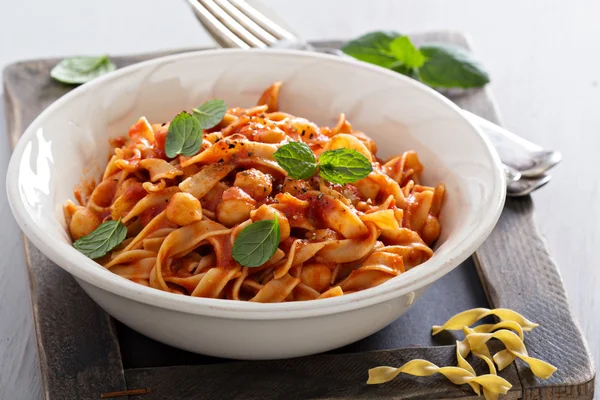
123;346;521;400
1;33;594;400
23;241;128;399
474;198;596;400
0;98;42;400
3;83;129;398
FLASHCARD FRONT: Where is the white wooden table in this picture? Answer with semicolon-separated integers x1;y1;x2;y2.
1;0;598;398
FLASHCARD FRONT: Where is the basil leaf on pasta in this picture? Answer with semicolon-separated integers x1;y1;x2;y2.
232;218;280;267
318;149;373;184
73;219;127;259
165;111;203;158
273;142;317;180
192;99;227;129
50;55;116;85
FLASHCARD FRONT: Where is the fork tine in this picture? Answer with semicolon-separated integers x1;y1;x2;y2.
229;0;298;42
188;0;250;48
197;0;268;48
214;0;278;45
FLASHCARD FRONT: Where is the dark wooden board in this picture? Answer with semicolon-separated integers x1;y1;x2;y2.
2;32;594;400
124;346;521;400
474;198;597;399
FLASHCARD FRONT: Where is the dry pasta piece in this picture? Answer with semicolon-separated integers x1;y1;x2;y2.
492;349;516;372
458;329;500;400
471;320;525;340
456;339;481;395
466;329;557;379
366;308;555;400
367;359;512;396
431;308;539;335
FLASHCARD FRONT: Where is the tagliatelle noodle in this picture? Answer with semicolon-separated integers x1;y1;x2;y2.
64;82;446;302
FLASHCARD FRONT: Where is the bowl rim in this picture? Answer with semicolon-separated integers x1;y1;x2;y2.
6;48;506;320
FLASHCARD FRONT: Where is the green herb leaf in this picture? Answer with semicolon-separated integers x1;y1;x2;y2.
192;99;227;129
232;218;281;267
50;55;116;85
318;149;373;184
391;63;421;80
273;142;317;180
419;43;490;89
73;219;127;259
340;31;402;68
389;36;426;69
165;111;203;158
341;32;490;90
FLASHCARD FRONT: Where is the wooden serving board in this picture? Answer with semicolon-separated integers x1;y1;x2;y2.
2;32;594;400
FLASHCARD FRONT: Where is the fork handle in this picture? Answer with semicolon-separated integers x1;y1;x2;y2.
462;111;561;178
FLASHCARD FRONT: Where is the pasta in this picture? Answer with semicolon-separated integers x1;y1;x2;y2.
64;82;446;302
431;307;539;335
368;308;557;400
367;359;512;394
466;329;557;379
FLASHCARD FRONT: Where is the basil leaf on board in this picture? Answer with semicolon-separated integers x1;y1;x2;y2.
273;142;318;180
232;218;281;267
419;43;490;89
192;99;227;129
73;219;127;259
389;36;426;69
50;55;116;85
340;31;402;68
165;111;203;158
391;63;421;80
318;149;373;184
341;32;490;90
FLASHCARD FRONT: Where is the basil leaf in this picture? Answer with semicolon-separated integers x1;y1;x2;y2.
165;111;203;158
50;55;116;85
232;218;281;267
389;36;426;69
419;43;490;89
274;142;317;180
340;31;402;68
73;219;127;259
192;99;227;129
391;63;420;80
318;149;373;184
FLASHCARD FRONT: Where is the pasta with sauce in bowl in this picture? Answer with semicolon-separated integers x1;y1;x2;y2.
64;82;445;303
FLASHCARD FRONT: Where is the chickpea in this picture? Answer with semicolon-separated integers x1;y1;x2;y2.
69;208;101;240
250;204;290;242
166;193;203;226
216;187;257;227
233;168;272;200
301;264;332;293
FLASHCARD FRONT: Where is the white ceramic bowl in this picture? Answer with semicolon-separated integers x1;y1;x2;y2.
6;49;505;359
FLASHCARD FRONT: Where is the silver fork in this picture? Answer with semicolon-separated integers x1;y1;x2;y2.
188;0;557;196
